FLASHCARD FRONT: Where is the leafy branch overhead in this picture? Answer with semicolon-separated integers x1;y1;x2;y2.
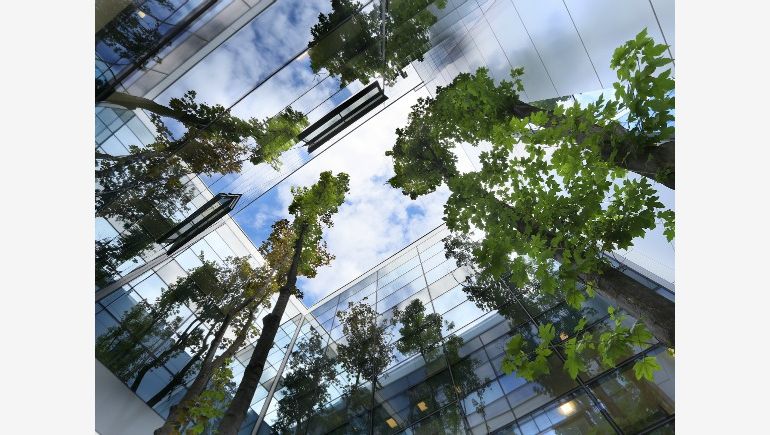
386;29;675;383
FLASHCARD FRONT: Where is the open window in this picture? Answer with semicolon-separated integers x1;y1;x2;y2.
299;81;388;153
156;193;241;255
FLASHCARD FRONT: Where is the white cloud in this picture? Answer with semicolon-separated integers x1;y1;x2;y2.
255;84;452;305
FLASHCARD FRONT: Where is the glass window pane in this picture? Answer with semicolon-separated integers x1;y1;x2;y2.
589;348;675;433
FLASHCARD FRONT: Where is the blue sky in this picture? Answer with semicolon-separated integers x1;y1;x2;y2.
142;0;676;306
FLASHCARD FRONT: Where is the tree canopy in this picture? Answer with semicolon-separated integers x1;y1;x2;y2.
308;0;448;87
386;30;675;384
97;90;308;224
214;171;349;435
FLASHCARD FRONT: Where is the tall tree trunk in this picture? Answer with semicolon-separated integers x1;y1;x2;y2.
216;225;308;435
513;100;675;190
155;312;234;435
154;297;264;434
105;92;209;128
591;265;675;347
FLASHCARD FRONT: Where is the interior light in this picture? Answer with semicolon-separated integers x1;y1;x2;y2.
558;400;577;416
559;332;569;341
385;418;398;429
417;401;428;412
137;10;146;18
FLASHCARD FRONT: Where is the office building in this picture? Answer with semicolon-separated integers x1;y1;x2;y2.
94;0;675;433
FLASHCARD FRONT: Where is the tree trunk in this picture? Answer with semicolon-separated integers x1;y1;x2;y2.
154;295;264;434
129;318;201;392
513;100;675;190
105;92;209;128
591;265;674;347
611;139;675;190
216;225;308;435
155;313;234;435
146;340;206;407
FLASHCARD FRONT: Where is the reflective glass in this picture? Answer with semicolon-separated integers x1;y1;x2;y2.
590;348;674;433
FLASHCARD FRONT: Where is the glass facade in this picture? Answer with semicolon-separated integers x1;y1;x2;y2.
95;0;675;433
250;226;675;434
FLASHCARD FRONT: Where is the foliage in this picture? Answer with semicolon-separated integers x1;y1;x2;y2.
308;0;448;87
336;302;394;386
96;91;307;223
96;299;175;382
501;305;656;383
287;171;350;294
386;30;675;382
177;359;237;435
97;257;271;397
392;299;449;360
96;211;176;286
274;330;338;433
97;0;174;68
213;172;349;435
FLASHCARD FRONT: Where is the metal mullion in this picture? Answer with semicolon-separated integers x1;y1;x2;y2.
252;316;305;435
510;285;624;434
96;0;221;101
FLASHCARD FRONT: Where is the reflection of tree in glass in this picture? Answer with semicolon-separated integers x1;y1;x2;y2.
97;298;176;383
95;210;175;287
334;301;394;433
337;302;394;388
444;231;661;385
97;90;308;224
273;329;338;434
99;257;273;412
97;0;174;69
308;0;448;87
392;299;447;363
393;299;491;434
589;350;674;433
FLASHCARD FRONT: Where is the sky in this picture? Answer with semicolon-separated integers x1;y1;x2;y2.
131;0;676;307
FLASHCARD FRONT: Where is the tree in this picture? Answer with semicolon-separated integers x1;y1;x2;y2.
171;358;238;435
96;260;226;383
392;299;489;434
96;210;176;287
308;0;448;88
96;0;174;71
215;171;350;435
273;329;338;434
335;301;394;433
153;229;304;434
392;299;447;363
99;256;273;420
386;30;675;364
97;90;308;223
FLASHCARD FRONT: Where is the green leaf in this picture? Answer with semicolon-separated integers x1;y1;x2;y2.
538;323;556;343
633;356;661;381
573;318;588;333
585;282;596;297
564;356;584;379
506;334;524;355
628;322;653;347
